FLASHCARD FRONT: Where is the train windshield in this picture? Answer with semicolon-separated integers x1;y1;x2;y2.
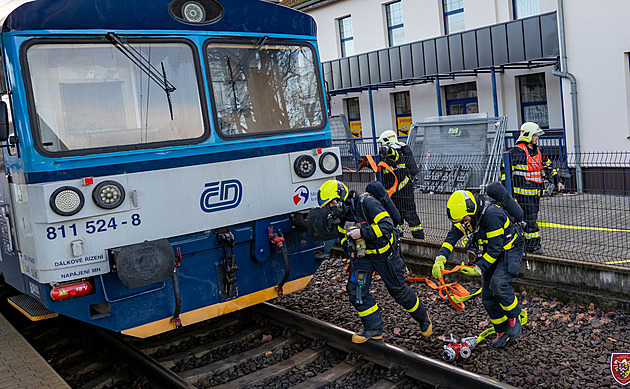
25;41;205;154
207;40;324;137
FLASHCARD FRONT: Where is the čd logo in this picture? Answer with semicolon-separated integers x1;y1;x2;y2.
611;353;630;386
200;180;242;213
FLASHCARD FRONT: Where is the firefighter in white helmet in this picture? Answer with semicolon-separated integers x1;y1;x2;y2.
501;122;563;254
377;130;424;239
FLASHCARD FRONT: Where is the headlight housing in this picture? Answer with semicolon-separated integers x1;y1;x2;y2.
50;186;85;216
92;181;126;209
319;152;339;174
294;155;316;178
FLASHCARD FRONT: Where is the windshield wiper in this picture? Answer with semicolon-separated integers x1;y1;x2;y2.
106;32;176;120
228;36;268;84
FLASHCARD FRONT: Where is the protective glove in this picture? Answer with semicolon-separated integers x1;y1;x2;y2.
459;262;481;276
432;255;447;279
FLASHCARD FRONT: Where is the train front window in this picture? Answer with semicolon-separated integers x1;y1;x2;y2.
25;41;205;154
206;40;324;136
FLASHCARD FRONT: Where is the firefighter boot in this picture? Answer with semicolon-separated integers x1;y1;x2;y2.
492;332;509;348
412;229;425;240
506;317;522;339
352;328;383;343
417;311;432;337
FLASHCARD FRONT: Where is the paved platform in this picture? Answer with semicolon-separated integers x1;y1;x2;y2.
0;312;70;389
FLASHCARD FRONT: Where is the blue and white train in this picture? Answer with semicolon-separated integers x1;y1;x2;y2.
0;0;338;337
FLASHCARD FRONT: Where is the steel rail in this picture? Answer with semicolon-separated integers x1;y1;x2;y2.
253;302;517;389
94;328;197;389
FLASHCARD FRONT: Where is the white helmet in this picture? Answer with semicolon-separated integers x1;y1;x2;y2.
378;130;398;146
518;122;545;143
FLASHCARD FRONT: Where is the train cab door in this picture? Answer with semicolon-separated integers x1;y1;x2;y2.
0;55;21;286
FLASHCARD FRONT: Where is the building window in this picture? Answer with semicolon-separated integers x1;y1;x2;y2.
386;1;405;47
519;73;548;128
393;91;412;136
443;0;464;34
445;82;478;115
513;0;540;19
338;16;354;57
345;97;362;138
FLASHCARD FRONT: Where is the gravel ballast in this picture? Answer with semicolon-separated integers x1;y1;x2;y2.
275;255;629;388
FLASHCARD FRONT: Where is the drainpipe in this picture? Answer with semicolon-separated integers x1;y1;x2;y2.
551;0;583;193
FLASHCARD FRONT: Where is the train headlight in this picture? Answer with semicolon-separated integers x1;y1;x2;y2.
294;155;316;178
50;187;84;216
182;1;206;23
92;181;126;209
319;152;339;174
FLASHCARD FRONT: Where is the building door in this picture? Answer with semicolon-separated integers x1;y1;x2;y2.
393;91;411;136
345;97;362;138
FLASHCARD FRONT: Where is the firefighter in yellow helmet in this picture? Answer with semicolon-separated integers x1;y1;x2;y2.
317;179;432;343
501;122;563;254
377;130;424;239
432;190;525;348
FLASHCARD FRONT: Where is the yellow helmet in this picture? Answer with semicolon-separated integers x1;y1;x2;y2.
317;180;348;207
518;122;545;143
446;190;477;222
378;130;398;146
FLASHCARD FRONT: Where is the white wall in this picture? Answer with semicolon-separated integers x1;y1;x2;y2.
309;0;630;151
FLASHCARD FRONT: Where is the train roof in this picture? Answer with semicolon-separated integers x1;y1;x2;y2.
1;0;317;37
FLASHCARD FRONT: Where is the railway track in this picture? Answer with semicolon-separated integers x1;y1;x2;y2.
2;280;515;389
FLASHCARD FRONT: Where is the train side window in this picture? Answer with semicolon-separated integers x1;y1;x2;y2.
206;39;325;138
23;39;207;156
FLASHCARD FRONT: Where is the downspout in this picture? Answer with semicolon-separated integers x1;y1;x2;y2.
551;0;583;193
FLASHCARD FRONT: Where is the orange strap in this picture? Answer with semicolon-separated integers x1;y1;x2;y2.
342;155;398;197
406;266;481;311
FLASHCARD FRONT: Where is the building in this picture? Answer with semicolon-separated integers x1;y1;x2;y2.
284;0;630;153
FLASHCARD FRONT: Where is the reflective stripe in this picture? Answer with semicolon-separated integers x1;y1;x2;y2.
501;296;518;311
341;237;347;245
441;242;454;252
409;224;423;231
503;234;518;250
373;211;389;224
513;164;528;171
406;297;420;313
397;164;406;169
372;224;383;237
524;231;541;239
455;223;467;234
483;252;497;264
514;187;539;196
396;176;409;191
487;228;504;238
504;219;510;229
358;303;379;317
490;315;508;324
338;226;347;234
365;235;394;255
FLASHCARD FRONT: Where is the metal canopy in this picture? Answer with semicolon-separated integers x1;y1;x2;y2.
322;12;559;95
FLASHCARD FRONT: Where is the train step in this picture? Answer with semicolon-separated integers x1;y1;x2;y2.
7;294;58;321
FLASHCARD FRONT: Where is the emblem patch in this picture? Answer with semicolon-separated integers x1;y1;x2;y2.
611;353;630;386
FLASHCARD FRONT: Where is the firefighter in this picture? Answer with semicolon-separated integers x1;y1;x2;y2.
378;130;424;239
502;122;564;254
432;190;524;348
317;179;432;343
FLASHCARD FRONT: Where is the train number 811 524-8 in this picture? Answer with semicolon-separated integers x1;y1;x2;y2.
46;214;142;240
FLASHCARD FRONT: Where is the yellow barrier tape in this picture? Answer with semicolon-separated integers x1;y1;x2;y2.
604;259;630;265
539;222;630;233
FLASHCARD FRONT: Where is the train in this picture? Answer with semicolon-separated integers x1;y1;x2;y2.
0;0;339;338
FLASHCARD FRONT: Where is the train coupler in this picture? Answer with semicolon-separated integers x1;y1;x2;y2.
217;231;238;298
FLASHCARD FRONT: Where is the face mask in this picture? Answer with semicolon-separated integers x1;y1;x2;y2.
328;201;346;219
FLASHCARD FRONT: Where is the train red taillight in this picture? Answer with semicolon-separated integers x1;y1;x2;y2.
50;281;92;301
